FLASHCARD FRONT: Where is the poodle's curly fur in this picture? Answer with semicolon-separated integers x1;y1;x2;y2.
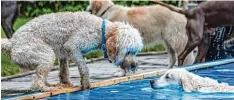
1;12;143;91
151;68;234;92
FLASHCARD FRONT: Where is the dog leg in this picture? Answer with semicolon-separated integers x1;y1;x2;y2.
64;37;90;89
1;18;14;39
58;58;73;88
179;39;201;66
31;65;58;91
167;48;176;68
164;40;176;68
179;26;204;66
178;15;205;66
183;51;195;65
76;57;90;90
194;33;211;63
70;50;90;90
1;1;18;39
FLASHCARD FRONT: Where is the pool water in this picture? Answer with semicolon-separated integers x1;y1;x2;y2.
45;63;234;100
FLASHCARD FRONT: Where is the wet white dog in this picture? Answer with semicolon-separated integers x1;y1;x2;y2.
1;12;143;91
150;68;234;92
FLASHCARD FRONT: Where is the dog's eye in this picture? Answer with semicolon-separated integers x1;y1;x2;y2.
165;74;170;79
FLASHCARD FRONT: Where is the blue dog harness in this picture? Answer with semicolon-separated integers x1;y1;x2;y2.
101;20;108;59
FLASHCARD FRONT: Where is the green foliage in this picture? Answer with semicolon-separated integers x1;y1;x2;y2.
142;44;165;52
163;0;178;6
84;51;103;59
1;17;32;76
18;1;89;17
1;53;20;76
18;1;179;17
113;1;152;6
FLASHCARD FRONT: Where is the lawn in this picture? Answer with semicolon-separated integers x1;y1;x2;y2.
1;17;33;76
1;17;165;76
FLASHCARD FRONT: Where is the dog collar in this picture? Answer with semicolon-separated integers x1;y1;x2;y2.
101;20;108;59
100;5;114;17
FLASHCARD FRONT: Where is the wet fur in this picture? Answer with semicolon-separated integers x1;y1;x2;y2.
1;12;143;91
151;68;234;92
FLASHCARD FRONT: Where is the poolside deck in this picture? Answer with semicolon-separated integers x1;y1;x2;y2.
1;52;171;97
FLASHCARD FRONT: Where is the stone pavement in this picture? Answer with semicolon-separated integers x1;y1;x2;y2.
1;53;170;96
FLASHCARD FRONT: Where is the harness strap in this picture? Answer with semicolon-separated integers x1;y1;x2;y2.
101;20;108;59
100;5;114;17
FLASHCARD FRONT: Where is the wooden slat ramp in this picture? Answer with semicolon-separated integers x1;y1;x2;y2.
10;58;234;100
11;70;163;100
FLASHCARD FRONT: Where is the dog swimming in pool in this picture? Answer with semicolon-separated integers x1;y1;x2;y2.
150;68;234;92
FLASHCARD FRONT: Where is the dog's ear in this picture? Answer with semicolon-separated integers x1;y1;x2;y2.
179;75;194;92
106;24;118;61
90;0;102;15
89;0;113;15
106;36;117;60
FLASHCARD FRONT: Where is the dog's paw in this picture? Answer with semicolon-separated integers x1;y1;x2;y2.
45;82;57;87
40;86;60;92
80;78;90;90
56;82;74;88
81;83;90;90
114;70;125;77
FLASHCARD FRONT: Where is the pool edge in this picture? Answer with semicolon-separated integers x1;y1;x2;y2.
11;58;234;100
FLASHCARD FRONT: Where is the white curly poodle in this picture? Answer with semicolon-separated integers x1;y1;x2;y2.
1;12;143;91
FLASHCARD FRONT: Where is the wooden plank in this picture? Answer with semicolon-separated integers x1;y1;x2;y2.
51;89;66;96
12;95;34;100
97;79;115;87
128;74;144;81
90;82;99;88
113;77;128;84
143;72;157;78
32;92;51;99
64;87;82;93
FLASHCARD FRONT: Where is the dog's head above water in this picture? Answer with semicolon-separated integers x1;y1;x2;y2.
150;69;187;89
150;68;234;93
105;22;143;74
150;68;198;92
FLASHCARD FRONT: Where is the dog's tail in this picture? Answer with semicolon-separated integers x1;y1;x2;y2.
1;38;12;52
151;0;187;15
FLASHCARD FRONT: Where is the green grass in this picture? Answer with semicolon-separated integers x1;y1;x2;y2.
1;17;33;76
1;17;165;76
142;44;165;52
1;53;20;76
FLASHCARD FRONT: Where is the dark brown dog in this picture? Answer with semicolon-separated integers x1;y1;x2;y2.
1;1;18;39
152;1;234;65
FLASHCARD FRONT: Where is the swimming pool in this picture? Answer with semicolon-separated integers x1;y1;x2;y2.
44;63;234;100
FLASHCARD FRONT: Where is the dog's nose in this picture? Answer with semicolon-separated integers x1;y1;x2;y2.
150;80;154;84
150;80;155;88
108;60;112;63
